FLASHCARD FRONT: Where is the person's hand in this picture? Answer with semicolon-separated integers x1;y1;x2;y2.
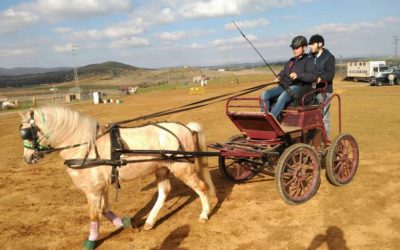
289;72;297;80
273;77;280;83
317;77;321;83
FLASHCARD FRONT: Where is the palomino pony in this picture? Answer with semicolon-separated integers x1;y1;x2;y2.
20;106;216;249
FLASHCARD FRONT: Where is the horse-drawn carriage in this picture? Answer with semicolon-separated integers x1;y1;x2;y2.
19;80;359;249
208;88;359;205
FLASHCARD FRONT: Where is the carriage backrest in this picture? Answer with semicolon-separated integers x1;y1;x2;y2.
227;111;285;139
226;98;286;140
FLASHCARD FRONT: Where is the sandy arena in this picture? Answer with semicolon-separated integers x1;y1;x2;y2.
0;78;399;249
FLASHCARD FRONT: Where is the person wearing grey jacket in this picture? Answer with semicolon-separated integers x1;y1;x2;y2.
308;34;335;136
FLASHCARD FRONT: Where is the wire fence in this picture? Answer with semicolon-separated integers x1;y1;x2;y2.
1;87;123;111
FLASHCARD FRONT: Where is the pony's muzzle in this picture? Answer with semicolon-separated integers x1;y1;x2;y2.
24;153;35;164
23;149;43;164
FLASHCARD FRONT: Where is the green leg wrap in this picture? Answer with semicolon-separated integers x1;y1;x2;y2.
83;239;96;250
122;216;132;229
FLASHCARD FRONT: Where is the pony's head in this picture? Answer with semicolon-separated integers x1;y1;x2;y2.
20;106;99;164
20;109;51;164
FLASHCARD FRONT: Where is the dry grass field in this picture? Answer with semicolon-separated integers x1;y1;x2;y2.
0;76;399;249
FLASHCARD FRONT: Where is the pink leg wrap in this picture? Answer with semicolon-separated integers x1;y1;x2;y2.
88;221;99;241
104;210;122;228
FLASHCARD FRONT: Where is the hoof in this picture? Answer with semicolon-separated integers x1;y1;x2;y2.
143;223;154;231
83;239;96;250
198;217;208;223
122;216;132;229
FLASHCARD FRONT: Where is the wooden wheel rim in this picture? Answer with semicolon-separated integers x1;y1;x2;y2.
281;147;320;202
224;158;254;180
332;136;358;183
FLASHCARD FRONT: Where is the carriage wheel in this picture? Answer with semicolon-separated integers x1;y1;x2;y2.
276;143;321;205
326;133;359;186
219;134;257;183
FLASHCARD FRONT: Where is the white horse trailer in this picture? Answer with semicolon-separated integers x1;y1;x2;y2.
346;61;385;82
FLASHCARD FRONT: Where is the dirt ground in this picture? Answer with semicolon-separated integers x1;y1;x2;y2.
0;77;399;250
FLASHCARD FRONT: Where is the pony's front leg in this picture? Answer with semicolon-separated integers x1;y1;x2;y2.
82;189;103;250
144;168;171;230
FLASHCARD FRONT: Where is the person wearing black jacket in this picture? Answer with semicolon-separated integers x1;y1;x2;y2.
260;36;317;118
308;34;335;136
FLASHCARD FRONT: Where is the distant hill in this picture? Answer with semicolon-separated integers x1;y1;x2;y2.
0;67;72;76
0;61;143;88
78;61;141;79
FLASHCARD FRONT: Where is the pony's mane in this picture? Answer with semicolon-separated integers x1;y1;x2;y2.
35;105;98;148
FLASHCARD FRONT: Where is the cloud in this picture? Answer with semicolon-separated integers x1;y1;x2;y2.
54;27;74;34
224;18;270;30
53;43;76;53
144;7;176;24
310;21;385;34
156;31;188;41
382;16;400;24
0;8;39;34
109;37;150;48
32;0;131;21
0;48;35;57
68;18;146;40
213;34;258;46
155;29;215;41
186;43;206;49
179;0;294;18
0;0;131;34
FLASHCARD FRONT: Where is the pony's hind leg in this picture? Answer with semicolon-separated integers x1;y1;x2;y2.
171;162;210;222
144;167;171;230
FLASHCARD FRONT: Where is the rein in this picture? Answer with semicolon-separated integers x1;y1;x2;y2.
112;81;276;126
24;141;88;154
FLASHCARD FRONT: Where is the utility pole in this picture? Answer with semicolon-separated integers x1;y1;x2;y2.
394;36;399;58
71;45;80;94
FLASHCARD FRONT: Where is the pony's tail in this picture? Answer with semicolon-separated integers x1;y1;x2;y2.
186;122;216;198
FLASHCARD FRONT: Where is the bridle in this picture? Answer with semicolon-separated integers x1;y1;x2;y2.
20;110;51;152
20;110;88;160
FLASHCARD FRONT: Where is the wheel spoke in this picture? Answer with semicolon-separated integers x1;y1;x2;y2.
299;151;303;165
290;155;297;165
283;172;294;179
299;181;305;196
284;177;296;188
293;182;302;198
287;162;296;171
333;161;343;173
226;161;236;167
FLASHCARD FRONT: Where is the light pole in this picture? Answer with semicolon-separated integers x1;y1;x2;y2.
71;45;80;94
393;36;399;58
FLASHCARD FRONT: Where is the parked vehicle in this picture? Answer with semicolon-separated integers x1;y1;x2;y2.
369;65;400;86
346;61;386;82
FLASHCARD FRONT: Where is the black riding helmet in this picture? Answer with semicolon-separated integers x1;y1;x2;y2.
290;36;308;48
309;34;324;46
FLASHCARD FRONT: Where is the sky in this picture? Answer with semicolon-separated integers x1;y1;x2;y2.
0;0;399;69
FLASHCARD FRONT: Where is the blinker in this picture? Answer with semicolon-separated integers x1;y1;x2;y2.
20;125;35;141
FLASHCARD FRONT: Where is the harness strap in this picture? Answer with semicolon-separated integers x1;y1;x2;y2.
109;125;124;202
151;123;185;151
